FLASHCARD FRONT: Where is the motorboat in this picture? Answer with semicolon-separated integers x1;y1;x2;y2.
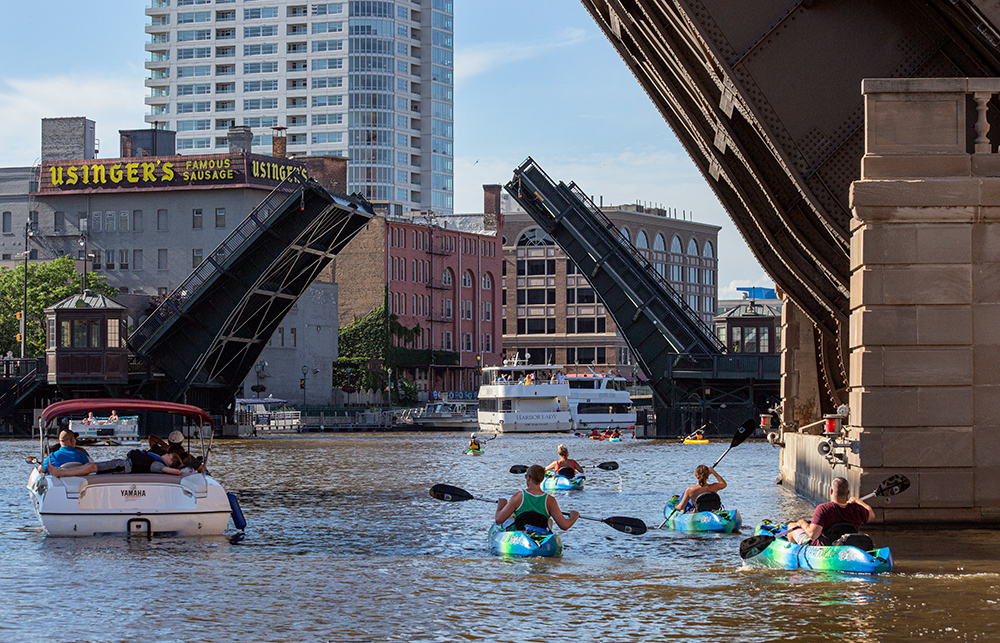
71;414;141;445
26;398;243;538
398;398;479;430
565;372;636;431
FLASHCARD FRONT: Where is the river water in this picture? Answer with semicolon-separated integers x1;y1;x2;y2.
1;434;998;642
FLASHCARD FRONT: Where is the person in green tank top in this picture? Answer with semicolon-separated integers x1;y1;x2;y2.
495;464;579;533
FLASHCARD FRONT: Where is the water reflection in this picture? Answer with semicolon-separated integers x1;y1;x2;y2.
1;435;999;642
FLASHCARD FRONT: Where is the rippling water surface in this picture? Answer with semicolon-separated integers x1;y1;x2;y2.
2;434;998;642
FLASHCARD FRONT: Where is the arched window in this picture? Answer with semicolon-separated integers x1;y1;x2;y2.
687;238;699;255
620;227;630;242
671;236;683;253
481;272;493;290
703;241;714;258
654;233;665;251
517;228;554;246
636;231;648;249
462;270;474;288
442;268;453;287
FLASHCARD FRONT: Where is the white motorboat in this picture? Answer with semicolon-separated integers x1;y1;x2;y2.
71;414;141;445
566;373;636;431
398;398;479;430
26;398;242;538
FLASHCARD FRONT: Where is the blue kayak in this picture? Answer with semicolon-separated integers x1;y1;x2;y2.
743;520;893;574
488;522;562;557
541;473;585;492
662;495;742;533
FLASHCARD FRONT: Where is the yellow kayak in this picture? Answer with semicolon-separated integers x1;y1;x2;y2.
682;438;709;445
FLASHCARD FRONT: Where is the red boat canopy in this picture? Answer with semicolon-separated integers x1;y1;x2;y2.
41;398;213;429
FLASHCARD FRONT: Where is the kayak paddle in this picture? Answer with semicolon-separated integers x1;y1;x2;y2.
657;419;756;529
509;461;618;474
429;483;647;535
738;474;912;560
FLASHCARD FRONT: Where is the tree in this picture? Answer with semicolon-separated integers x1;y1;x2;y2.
0;256;115;357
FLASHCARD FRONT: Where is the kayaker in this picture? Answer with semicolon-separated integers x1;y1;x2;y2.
590;429;600;438
675;465;727;513
545;444;584;478
467;434;482;452
785;477;874;546
495;464;579;532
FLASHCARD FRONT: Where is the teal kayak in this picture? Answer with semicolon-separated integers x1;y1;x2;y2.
662;495;741;533
541;472;585;492
742;520;893;574
488;522;562;557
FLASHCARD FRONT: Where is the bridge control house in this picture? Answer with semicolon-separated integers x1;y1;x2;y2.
1;117;346;407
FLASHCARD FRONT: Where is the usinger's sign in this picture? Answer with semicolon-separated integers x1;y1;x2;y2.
38;153;307;193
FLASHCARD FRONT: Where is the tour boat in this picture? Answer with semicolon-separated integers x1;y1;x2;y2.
71;414;141;445
477;360;635;433
26;398;242;538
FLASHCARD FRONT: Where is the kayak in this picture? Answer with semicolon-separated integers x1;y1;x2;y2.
464;448;484;456
682;438;709;444
663;495;741;533
541;473;585;492
589;435;604;440
488;522;562;557
742;520;893;574
608;437;621;442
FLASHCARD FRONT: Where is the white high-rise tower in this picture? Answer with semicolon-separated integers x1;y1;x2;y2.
144;0;454;213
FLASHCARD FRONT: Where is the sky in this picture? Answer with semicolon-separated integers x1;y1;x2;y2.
0;0;772;298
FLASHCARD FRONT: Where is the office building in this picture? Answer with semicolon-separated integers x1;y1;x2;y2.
143;0;455;213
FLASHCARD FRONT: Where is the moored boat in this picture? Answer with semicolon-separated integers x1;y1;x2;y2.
488;522;563;557
26;398;240;538
662;495;741;533
741;520;893;574
541;472;585;492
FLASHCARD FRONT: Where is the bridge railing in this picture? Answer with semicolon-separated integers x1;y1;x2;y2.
129;174;303;352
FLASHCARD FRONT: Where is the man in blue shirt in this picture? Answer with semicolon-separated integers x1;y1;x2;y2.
37;430;91;475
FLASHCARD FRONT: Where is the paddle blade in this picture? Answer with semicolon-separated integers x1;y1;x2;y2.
509;465;528;474
604;516;647;535
731;418;756;448
874;474;910;497
596;461;619;471
429;484;474;502
739;535;775;560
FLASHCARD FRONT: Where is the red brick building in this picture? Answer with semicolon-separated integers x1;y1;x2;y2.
334;200;503;398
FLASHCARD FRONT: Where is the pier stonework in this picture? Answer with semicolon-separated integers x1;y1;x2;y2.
843;78;1000;525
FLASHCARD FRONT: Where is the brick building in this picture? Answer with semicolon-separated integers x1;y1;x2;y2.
334;200;502;398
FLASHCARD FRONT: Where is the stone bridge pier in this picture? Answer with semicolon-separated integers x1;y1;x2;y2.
780;77;1000;525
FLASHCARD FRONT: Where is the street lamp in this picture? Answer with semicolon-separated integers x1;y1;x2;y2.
387;367;393;406
21;220;35;359
301;364;308;408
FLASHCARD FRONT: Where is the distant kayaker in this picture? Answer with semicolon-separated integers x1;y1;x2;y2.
675;465;727;513
468;434;482;451
495;464;579;532
785;477;874;546
545;444;584;478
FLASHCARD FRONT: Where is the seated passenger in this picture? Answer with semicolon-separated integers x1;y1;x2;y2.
48;451;183;478
786;477;874;546
675;465;727;513
36;430;92;475
108;410;119;423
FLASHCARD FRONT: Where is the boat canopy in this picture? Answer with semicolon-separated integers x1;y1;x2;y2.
41;398;213;430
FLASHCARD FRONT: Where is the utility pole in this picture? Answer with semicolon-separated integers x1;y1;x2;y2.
21;220;31;358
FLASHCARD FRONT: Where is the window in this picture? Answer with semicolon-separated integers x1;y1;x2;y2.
482;301;492;321
215;208;225;228
53;211;65;232
443;298;453;318
105;250;115;270
1;212;9;234
119;250;129;270
290;327;297;347
91;211;102;233
192;248;203;268
158;249;168;270
481;273;492;289
192;209;203;229
105;211;116;232
688;238;700;255
133;249;143;271
462;270;473;288
119;211;130;232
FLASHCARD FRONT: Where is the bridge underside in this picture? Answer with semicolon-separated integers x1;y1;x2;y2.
580;0;1000;412
128;179;373;415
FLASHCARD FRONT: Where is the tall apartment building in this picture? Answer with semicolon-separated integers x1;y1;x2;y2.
144;0;454;212
498;190;720;377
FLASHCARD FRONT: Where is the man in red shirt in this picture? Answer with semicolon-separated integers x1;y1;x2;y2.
785;477;875;546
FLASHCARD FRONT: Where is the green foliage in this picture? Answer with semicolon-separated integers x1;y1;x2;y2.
0;256;114;357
